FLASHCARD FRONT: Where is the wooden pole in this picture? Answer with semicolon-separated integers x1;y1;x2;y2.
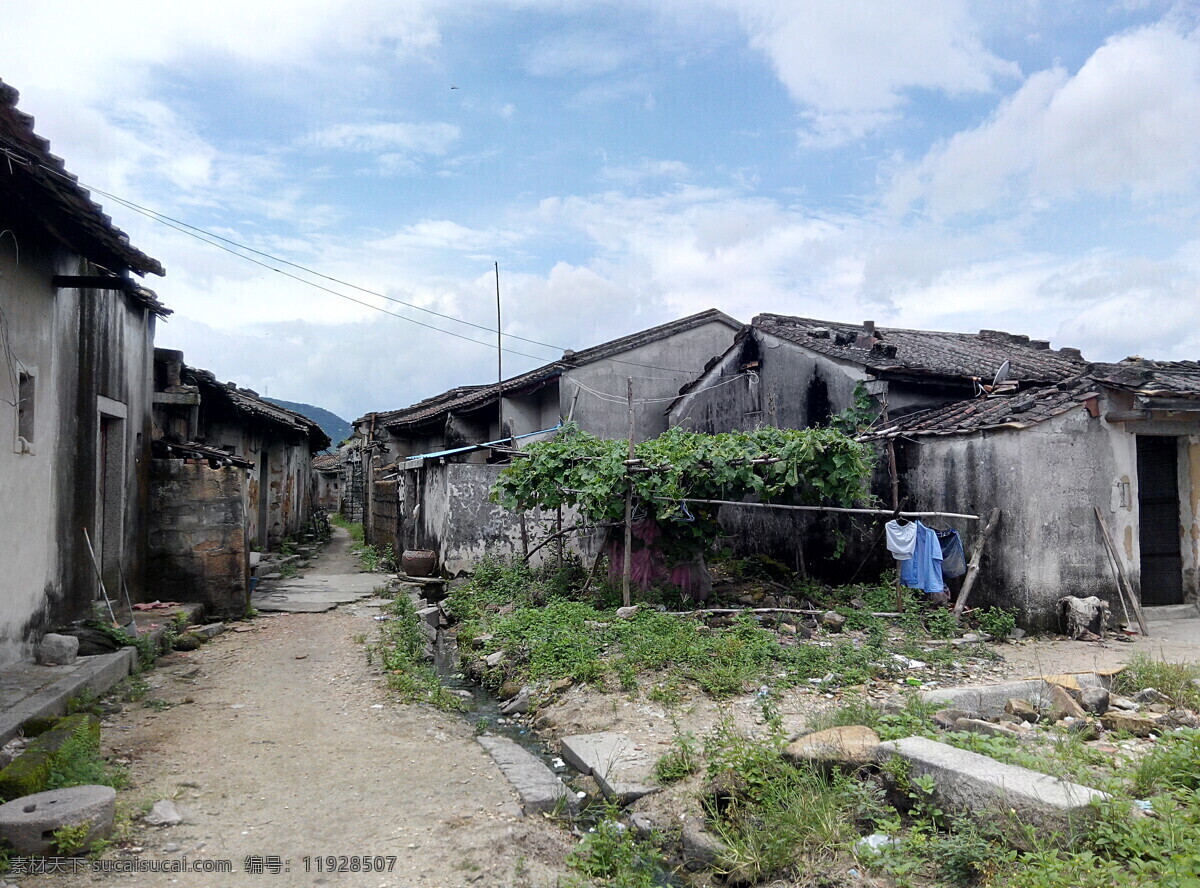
1093;506;1150;636
495;261;505;440
622;377;634;607
651;497;980;521
953;508;1001;619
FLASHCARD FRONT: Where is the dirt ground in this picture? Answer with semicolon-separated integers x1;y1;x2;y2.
18;530;1200;888
25;530;572;888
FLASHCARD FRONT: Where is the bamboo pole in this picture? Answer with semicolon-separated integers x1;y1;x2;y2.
1093;506;1150;636
653;497;980;521
953;508;1002;619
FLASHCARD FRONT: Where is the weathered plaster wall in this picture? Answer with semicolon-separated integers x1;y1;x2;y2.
397;464;596;575
0;222;155;666
147;459;248;615
898;407;1132;628
563;321;737;442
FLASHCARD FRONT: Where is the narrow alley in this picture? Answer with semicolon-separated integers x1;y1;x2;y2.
26;529;569;888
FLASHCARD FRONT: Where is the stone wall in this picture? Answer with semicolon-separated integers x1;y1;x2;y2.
147;459;248;616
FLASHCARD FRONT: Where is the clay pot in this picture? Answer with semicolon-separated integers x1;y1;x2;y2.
401;549;437;577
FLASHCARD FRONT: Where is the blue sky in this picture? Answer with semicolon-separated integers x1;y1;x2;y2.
4;1;1199;420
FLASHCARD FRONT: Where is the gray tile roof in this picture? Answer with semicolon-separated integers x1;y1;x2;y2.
1089;359;1200;399
372;309;741;430
865;377;1100;439
0;80;165;283
187;366;332;450
754;313;1086;384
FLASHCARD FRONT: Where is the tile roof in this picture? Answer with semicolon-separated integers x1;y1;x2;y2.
753;313;1085;384
374;308;741;430
0;80;165;283
312;453;340;471
1089;359;1200;400
865;377;1100;440
187;366;332;451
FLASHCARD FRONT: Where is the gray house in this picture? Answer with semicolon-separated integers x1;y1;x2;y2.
359;309;742;573
0;80;166;664
668;313;1200;628
870;360;1200;627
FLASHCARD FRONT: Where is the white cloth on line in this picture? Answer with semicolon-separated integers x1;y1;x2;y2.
885;519;917;560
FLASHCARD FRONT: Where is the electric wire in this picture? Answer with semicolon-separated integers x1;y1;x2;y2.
568;372;750;405
0;138;713;376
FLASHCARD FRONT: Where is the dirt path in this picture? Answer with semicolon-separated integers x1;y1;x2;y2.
32;529;570;888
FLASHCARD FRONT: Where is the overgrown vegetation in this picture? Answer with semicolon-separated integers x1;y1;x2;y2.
330;514;394;572
447;557;974;704
493;422;874;565
1114;654;1200;710
371;595;465;712
565;814;665;888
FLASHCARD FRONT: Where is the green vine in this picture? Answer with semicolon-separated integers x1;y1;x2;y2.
491;423;874;561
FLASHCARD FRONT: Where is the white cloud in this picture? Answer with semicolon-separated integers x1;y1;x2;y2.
303;122;460;155
888;21;1200;217
525;31;632;77
719;0;1019;144
599;159;692;184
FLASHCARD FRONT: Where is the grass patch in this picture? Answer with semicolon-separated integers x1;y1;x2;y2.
371;595;465;712
1113;654;1200;709
565;814;664;888
449;557;975;700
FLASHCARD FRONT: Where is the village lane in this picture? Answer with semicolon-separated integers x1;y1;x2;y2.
28;529;570;888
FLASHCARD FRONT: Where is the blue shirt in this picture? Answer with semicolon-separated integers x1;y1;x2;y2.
899;521;944;595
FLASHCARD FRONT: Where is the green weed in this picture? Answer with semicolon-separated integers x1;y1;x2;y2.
565;814;663;888
1114;654;1200;710
372;596;464;712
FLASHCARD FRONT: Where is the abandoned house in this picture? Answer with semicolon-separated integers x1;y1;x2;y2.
312;452;341;513
358;309;742;572
867;358;1200;628
0;79;167;666
148;349;330;614
667;313;1199;628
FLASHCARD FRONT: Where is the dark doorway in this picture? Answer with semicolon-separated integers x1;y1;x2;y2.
1136;436;1184;606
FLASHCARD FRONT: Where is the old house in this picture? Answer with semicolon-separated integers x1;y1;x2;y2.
668;313;1199;627
869;359;1200;627
0;80;166;665
360;309;742;573
312;453;341;512
148;349;329;613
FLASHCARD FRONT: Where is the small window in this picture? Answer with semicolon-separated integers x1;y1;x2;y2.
17;371;34;445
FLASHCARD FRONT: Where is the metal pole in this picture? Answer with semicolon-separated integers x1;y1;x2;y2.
622;377;634;607
495;261;504;440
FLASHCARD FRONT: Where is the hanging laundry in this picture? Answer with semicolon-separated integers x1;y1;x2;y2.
899;521;944;596
937;528;966;579
885;519;917;560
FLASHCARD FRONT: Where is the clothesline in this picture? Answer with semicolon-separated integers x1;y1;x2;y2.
654;497;980;521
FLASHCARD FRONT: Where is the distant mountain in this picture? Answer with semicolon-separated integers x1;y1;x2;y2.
264;399;352;450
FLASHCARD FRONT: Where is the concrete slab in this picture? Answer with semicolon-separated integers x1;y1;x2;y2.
876;736;1107;836
476;735;575;814
0;649;136;746
922;675;1107;719
559;732;658;804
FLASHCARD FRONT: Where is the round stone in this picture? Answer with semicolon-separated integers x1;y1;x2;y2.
0;785;116;854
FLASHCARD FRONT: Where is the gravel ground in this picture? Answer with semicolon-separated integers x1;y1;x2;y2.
22;530;571;888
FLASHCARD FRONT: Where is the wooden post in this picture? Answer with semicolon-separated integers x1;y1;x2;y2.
1094;506;1150;636
953;508;1002;620
622;377;634;607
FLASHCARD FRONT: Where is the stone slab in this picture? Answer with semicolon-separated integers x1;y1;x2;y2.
0;649;136;747
876;736;1107;836
559;732;658;804
0;784;116;853
476;736;575;814
922;675;1106;719
252;599;339;614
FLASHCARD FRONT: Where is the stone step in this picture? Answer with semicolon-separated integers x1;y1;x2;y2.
559;732;658;804
876;736;1107;837
476;736;575;815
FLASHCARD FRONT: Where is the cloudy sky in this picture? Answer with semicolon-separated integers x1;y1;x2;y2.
4;1;1199;420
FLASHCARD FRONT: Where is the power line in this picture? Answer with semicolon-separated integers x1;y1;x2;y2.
0;136;713;375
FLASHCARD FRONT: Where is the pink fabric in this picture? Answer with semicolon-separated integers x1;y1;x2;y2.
607;518;709;598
